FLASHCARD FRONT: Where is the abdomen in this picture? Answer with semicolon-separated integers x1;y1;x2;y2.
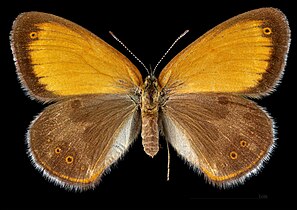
141;112;159;157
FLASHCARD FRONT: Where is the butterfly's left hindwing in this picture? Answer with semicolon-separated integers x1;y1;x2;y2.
28;94;140;190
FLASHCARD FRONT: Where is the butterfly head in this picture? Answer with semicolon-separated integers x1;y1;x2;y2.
143;75;158;91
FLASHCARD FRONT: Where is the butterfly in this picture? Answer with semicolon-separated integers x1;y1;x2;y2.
11;8;290;190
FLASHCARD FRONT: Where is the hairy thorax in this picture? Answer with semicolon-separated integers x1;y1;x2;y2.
141;75;160;157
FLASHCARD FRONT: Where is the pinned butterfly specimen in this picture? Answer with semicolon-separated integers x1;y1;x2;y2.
11;8;290;190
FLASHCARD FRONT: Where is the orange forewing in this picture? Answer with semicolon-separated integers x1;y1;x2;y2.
159;8;290;97
11;12;142;101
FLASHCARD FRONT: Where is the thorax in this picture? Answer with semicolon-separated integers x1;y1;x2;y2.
141;76;160;114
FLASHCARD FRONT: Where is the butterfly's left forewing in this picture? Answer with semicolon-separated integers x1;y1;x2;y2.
11;12;142;101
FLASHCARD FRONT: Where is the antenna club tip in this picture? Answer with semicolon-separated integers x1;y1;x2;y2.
109;31;117;38
182;29;190;36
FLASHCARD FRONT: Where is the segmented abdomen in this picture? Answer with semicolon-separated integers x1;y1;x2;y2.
141;112;159;157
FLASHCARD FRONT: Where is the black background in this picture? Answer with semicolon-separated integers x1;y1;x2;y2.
2;0;297;209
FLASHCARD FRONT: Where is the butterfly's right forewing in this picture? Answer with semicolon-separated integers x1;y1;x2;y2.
158;8;290;97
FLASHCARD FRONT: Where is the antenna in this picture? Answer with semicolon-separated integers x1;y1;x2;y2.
152;30;189;75
109;31;150;75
